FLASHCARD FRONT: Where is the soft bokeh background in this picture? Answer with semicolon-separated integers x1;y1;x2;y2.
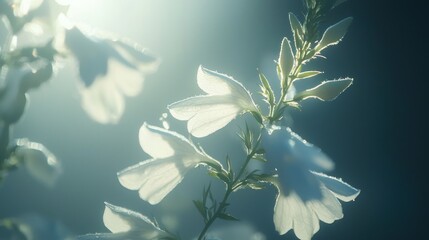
1;0;426;239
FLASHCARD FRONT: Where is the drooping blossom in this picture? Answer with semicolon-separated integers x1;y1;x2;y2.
263;127;359;240
64;27;159;124
168;65;258;138
117;123;222;205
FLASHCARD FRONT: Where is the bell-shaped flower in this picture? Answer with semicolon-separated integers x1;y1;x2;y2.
78;202;175;240
117;123;222;205
263;127;359;240
64;26;159;124
168;65;258;138
12;138;62;187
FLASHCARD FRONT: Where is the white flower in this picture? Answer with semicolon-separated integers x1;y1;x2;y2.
263;127;360;240
13;138;62;187
78;202;174;240
117;123;221;205
168;65;258;138
64;27;159;124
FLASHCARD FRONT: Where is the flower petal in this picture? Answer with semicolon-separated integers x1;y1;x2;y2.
139;123;198;159
117;157;193;205
109;59;144;97
103;202;160;233
197;65;236;95
80;78;125;124
312;172;360;202
197;66;257;111
263;127;334;172
169;95;241;137
308;185;343;224
274;189;319;240
14;139;62;187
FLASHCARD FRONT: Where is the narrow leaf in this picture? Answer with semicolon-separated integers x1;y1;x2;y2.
278;37;294;86
296;71;322;80
193;200;206;218
258;71;275;105
289;13;303;49
294;78;353;101
315;17;353;52
218;213;239;221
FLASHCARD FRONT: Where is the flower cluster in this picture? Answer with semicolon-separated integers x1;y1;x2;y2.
82;0;360;239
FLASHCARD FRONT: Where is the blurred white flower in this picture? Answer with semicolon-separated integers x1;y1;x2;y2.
199;222;266;240
1;0;69;34
118;123;221;205
13;138;62;187
168;65;258;138
78;202;174;240
263;127;359;240
64;27;159;124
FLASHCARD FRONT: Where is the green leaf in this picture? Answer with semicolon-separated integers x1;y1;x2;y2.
258;71;275;105
246;182;266;190
315;17;353;52
218;212;239;221
296;71;322;80
278;37;294;87
252;154;267;162
289;13;304;50
193;200;206;218
285;101;301;110
250;111;263;125
294;78;353;101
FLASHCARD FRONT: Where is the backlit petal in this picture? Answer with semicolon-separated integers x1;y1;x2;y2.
117;157;193;205
313;172;360;202
139;123;197;159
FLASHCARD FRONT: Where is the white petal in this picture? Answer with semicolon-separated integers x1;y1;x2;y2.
94;203;172;239
112;40;160;73
308;185;343;224
139;123;197;159
188;105;239;138
197;66;256;110
312;172;360;202
109;59;144;97
117;157;194;205
263;127;334;172
274;189;318;240
80;78;124;124
169;95;241;137
103;202;159;233
273;191;293;235
197;65;235;95
14;139;62;187
287;128;334;171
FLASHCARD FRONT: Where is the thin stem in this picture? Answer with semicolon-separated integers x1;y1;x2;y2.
197;149;257;240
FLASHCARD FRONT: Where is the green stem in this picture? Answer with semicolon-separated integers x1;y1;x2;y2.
197;151;256;240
